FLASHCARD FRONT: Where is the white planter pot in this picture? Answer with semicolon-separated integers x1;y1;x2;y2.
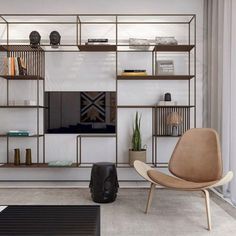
129;149;146;167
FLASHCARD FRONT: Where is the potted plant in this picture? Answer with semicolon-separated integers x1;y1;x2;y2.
129;112;146;166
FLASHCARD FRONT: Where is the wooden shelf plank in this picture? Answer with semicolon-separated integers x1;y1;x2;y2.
153;135;182;137
78;45;117;52
154;45;195;52
0;105;46;108
0;75;44;80
0;163;78;168
0;134;44;138
117;75;194;80
117;105;154;108
0;45;44;52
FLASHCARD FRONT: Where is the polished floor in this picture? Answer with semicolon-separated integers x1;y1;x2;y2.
0;188;236;236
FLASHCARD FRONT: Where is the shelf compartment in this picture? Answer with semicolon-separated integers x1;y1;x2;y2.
155;106;193;136
0;75;44;80
117;75;194;80
154;45;195;52
78;45;117;52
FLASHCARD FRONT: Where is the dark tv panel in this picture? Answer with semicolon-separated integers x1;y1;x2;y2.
44;92;116;134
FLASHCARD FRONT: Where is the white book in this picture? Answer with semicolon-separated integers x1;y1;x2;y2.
14;57;19;76
8;57;11;76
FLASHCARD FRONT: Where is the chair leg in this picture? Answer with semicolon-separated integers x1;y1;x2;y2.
145;183;156;214
202;189;212;231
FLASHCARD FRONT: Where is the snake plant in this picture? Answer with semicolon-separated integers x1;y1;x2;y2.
132;112;142;151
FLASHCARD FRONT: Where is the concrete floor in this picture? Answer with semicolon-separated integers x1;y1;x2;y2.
0;188;236;236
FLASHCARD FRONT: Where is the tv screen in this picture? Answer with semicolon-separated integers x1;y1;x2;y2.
44;92;116;134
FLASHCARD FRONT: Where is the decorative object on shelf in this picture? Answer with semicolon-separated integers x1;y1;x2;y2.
8;100;36;106
86;38;109;45
158;93;177;106
155;36;178;45
121;70;147;76
29;31;41;48
164;93;172;101
14;148;21;165
6;57;27;76
129;38;150;50
166;112;183;136
24;100;37;106
158;100;177;106
89;162;119;203
48;161;73;167
80;92;106;123
129;112;146;166
8;130;31;137
49;31;61;48
25;149;32;165
156;60;174;75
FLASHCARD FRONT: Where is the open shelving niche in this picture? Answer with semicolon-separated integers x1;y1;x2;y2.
0;14;196;173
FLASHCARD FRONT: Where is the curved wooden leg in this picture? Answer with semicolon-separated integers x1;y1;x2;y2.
145;183;156;214
202;189;211;230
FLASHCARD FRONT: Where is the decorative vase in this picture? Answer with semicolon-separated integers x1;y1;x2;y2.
25;149;32;165
14;149;20;166
129;149;146;166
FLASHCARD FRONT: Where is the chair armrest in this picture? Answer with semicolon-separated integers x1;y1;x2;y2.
210;171;234;188
134;161;156;184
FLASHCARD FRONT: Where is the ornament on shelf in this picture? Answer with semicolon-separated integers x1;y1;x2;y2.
29;31;41;48
49;31;61;48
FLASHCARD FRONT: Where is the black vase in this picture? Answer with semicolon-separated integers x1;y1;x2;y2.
164;93;172;101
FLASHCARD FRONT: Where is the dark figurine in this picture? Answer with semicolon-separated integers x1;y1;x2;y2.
29;31;41;48
164;92;172;101
90;162;119;203
49;31;61;47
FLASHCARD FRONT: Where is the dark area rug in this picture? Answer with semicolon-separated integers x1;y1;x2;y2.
0;205;100;236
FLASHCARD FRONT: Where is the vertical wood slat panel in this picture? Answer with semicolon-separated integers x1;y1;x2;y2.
156;107;191;136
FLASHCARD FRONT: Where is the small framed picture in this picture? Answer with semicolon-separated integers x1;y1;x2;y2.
156;60;174;75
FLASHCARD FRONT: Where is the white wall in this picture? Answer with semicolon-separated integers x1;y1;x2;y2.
0;0;204;181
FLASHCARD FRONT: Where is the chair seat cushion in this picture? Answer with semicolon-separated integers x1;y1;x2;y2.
147;170;218;190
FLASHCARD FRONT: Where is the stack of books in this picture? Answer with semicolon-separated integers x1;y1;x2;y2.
7;130;32;137
86;39;109;45
121;70;147;76
5;57;27;76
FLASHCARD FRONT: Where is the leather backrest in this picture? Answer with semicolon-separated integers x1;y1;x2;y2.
169;128;222;182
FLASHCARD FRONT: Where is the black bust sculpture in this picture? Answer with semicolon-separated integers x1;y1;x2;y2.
89;162;119;203
29;31;41;48
49;31;61;47
164;92;172;101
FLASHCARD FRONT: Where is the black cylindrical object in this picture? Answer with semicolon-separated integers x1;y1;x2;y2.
164;92;172;101
89;162;119;203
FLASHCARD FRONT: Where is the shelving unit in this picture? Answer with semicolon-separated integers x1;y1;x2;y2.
0;36;45;166
0;14;196;172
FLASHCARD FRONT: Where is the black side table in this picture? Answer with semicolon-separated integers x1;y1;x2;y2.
89;162;119;203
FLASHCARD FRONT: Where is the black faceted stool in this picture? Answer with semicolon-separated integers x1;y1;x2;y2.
89;162;119;203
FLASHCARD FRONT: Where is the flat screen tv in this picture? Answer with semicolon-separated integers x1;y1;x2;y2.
44;92;116;134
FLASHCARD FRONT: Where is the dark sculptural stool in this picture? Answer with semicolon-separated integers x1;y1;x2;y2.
89;162;119;203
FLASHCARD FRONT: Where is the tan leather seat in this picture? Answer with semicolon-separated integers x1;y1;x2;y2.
147;169;218;190
134;128;234;231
